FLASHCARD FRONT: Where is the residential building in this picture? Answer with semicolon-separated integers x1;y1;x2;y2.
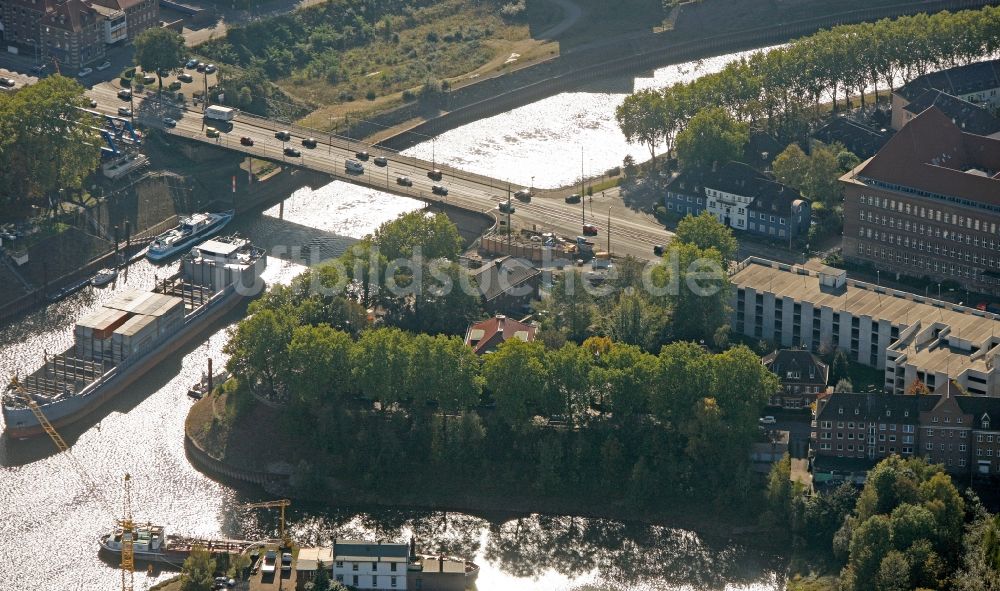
89;0;156;41
332;539;409;591
731;257;1000;397
39;0;105;70
664;161;810;240
894;89;1000;136
841;106;1000;296
296;546;334;590
408;556;472;591
464;314;537;355
762;349;829;409
812;385;1000;481
812;116;891;159
891;59;1000;130
470;256;541;315
1;0;53;57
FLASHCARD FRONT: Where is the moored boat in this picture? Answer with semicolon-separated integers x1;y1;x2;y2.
99;522;260;565
146;210;234;262
91;268;118;287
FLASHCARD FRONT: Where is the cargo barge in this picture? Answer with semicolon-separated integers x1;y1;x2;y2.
99;522;260;566
2;234;266;439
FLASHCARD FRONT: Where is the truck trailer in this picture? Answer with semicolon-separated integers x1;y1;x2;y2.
204;105;237;121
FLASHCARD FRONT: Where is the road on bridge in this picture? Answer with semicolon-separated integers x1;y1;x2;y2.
87;85;674;262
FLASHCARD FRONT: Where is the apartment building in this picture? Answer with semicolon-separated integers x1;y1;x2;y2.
1;0;52;55
731;257;1000;397
813;386;1000;479
332;539;409;590
762;348;830;409
39;0;104;69
841;107;1000;296
664;161;810;240
891;58;1000;130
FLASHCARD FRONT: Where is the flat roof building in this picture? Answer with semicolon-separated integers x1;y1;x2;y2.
732;257;1000;397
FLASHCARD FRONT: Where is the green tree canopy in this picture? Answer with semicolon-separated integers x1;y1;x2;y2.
180;546;217;591
482;338;548;428
372;211;463;261
674;211;739;266
674;107;748;171
133;28;186;93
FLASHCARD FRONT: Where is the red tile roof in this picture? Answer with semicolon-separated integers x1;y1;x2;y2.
464;315;536;355
854;107;1000;205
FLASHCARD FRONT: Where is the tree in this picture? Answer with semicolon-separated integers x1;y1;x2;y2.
352;328;411;407
876;550;912;591
133;28;186;94
372;211;463;261
286;324;354;409
313;560;332;591
180;546;216;591
654;241;730;343
675;211;739;266
223;307;298;401
616;88;668;167
834;378;853;393
545;343;593;423
830;349;849;384
600;290;666;352
674;107;748;171
764;453;794;528
539;271;595;342
482;339;548;428
772;143;810;191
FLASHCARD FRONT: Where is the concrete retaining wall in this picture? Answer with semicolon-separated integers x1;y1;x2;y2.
185;431;288;487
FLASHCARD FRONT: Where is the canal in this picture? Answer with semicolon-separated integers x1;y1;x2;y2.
0;48;787;591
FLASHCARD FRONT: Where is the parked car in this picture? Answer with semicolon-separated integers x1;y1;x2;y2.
162;117;177;127
274;130;291;141
653;244;664;256
88;98;98;108
498;202;515;214
142;74;155;84
206;127;219;138
0;77;15;88
759;416;777;425
96;60;112;71
185;59;199;69
117;88;132;100
396;175;413;186
281;552;292;572
302;137;317;148
565;193;581;204
432;184;448;196
284;146;301;157
205;64;217;74
514;189;532;202
117;106;132;117
178;73;193;83
240;136;254;146
196;62;206;72
427;169;443;181
77;68;93;77
354;150;369;160
582;224;598;236
262;551;276;574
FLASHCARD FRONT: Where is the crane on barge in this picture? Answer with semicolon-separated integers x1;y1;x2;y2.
9;376;138;591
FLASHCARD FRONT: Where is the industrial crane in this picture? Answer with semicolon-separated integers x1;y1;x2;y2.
244;499;292;547
8;376;135;591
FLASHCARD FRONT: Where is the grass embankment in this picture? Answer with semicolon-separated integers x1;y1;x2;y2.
787;574;839;591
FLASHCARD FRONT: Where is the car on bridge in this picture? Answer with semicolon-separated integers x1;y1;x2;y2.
274;130;291;141
355;150;369;160
345;159;364;173
178;73;193;83
565;193;581;204
427;169;443;181
498;202;515;214
396;176;412;187
240;136;254;146
514;189;532;202
374;156;388;167
284;146;301;157
582;224;598;236
302;137;317;148
206;127;219;138
117;106;132;117
162;117;177;127
432;185;448;196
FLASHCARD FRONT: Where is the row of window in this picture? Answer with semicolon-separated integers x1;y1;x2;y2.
336;561;400;572
817;442;913;455
858;226;1000;269
857;194;999;233
857;242;982;280
859;210;1000;248
334;574;399;587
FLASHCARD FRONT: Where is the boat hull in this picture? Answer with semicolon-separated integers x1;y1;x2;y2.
2;285;251;439
146;212;233;262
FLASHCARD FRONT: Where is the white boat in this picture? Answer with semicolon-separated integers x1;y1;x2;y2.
91;268;118;287
146;210;234;262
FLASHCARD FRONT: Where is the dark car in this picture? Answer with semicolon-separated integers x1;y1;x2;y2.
30;64;47;75
284;146;301;157
302;137;317;148
178;73;193;83
89;98;98;108
117;88;132;100
196;62;206;72
514;189;532;202
240;136;254;146
185;58;199;69
565;193;581;204
373;156;388;167
0;77;15;88
583;224;598;236
117;106;132;117
498;202;514;214
432;185;448;196
274;130;291;141
205;64;217;74
396;176;413;187
427;169;443;181
653;244;664;256
355;150;369;160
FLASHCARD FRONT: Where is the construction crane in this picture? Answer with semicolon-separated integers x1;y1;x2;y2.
244;499;292;547
8;376;134;591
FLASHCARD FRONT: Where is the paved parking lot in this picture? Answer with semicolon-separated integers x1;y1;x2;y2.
0;67;39;91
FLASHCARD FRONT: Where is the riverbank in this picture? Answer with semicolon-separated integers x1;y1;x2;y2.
186;390;777;543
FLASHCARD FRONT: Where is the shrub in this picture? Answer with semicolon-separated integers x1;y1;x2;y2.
606;166;621;177
402;89;416;102
425;31;438;43
365;90;376;101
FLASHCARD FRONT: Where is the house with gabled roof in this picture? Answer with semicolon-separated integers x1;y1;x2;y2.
464;314;536;355
762;349;829;409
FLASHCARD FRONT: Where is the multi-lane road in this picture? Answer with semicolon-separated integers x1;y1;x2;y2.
85;82;673;260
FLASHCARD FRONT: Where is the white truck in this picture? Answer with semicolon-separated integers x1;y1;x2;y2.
204;105;237;122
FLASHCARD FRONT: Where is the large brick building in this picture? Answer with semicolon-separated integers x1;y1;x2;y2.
762;348;829;409
813;385;1000;481
841;106;1000;297
731;257;1000;397
891;59;1000;130
39;0;105;69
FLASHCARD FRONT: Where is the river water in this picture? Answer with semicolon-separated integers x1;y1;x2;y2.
0;50;786;591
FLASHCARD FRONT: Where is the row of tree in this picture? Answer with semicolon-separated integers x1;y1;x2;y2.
0;77;102;216
616;6;1000;162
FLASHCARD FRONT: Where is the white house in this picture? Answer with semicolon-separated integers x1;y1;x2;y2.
332;539;410;590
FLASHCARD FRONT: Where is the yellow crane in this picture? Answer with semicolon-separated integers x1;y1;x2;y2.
243;499;292;547
9;376;135;591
